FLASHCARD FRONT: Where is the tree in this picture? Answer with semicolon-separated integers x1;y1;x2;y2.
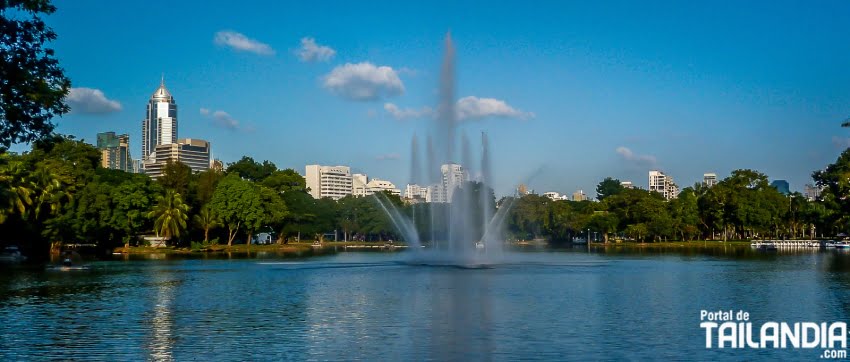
669;188;700;240
262;169;306;193
0;0;71;149
159;160;192;196
226;156;276;182
147;190;189;243
193;205;219;243
596;177;623;201
209;174;263;245
0;156;33;222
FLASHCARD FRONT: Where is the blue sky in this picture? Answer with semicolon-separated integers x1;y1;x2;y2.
29;0;850;196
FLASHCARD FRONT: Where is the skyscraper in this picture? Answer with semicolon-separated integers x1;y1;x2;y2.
96;131;132;172
142;76;177;165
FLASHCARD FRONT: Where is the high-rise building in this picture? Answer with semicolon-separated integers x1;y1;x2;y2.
804;183;822;201
770;180;790;195
96;132;132;172
352;173;369;197
703;173;717;188
441;163;466;202
142;76;178;166
144;138;211;178
305;165;353;200
649;170;678;200
572;190;587;201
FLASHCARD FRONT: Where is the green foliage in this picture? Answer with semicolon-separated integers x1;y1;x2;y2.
596;177;623;201
0;0;71;149
147;189;189;243
210;174;264;245
226;156;276;182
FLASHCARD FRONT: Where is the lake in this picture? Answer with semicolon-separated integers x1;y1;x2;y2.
2;246;850;360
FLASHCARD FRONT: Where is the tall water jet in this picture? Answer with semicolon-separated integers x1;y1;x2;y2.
373;32;515;265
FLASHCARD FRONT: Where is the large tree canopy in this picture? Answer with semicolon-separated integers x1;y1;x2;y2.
0;0;70;149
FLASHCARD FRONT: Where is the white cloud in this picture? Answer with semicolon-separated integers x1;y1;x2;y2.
616;146;657;168
455;96;534;121
375;153;400;161
66;87;122;114
214;30;275;55
296;37;335;62
200;108;245;131
384;103;433;120
323;62;405;101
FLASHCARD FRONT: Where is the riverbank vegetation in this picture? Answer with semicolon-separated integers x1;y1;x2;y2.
2;136;850;260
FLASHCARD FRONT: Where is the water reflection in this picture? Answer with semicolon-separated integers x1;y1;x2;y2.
4;250;850;360
145;269;176;362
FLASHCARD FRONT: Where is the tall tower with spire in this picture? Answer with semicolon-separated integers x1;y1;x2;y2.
141;76;178;164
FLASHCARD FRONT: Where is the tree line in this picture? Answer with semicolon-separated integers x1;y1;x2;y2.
4;135;850;259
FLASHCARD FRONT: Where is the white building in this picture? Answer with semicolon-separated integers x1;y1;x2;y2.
141;77;178;166
405;184;431;201
703;173;718;188
649;170;679;200
305;165;353;200
432;163;466;203
365;179;400;196
620;181;634;189
352;173;368;197
543;192;569;201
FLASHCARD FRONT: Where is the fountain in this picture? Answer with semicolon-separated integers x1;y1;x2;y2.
374;33;515;266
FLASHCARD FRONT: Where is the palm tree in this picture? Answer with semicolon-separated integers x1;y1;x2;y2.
193;205;219;243
148;190;189;243
29;166;70;220
0;160;34;223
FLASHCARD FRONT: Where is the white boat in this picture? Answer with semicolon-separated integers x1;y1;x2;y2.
475;241;485;250
826;241;837;248
572;238;587;244
835;241;850;249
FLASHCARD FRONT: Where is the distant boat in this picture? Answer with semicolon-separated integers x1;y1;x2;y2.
572;238;587;244
826;241;837;248
475;241;485;250
835;241;850;249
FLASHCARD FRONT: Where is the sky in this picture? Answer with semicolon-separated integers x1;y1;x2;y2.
22;0;850;197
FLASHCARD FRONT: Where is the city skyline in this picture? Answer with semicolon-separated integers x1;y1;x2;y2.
18;1;850;195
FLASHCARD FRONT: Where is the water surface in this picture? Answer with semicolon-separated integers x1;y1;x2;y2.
2;248;850;360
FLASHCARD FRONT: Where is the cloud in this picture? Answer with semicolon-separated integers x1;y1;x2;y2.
616;146;657;168
214;30;275;55
455;96;534;121
296;37;335;62
200;108;245;131
384;103;434;120
375;153;400;161
66;87;122;114
322;62;404;101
